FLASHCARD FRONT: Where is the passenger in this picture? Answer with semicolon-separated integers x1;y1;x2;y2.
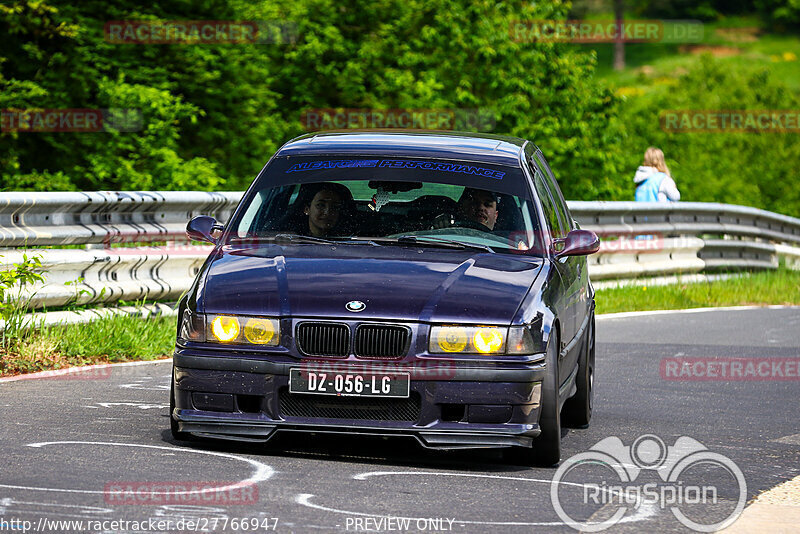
457;188;500;230
297;182;355;237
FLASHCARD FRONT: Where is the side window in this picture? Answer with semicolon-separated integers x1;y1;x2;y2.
533;151;573;231
236;191;265;237
531;167;566;241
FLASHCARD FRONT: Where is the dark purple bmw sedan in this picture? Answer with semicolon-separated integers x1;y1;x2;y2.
171;131;599;465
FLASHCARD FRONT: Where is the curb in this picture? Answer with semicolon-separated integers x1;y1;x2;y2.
719;474;800;533
0;358;172;383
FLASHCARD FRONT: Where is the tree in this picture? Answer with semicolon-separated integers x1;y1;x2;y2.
2;0;628;200
613;0;625;71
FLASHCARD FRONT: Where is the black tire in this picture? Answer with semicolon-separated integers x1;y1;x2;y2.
170;372;193;441
505;333;561;466
563;313;595;428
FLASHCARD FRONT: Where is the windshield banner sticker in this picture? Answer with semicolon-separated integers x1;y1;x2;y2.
286;160;379;172
286;158;505;179
379;159;505;179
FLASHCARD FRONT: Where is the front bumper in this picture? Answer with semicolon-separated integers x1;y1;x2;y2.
172;350;546;449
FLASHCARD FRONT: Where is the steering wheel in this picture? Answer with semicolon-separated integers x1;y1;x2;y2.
430;213;491;232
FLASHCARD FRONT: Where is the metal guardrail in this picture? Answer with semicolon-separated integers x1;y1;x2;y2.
1;193;800;331
568;201;800;246
0;245;212;310
569;201;800;278
0;191;241;247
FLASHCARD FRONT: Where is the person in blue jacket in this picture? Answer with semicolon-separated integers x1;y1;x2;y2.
634;147;681;202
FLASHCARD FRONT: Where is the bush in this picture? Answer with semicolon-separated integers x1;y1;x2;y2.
1;0;626;198
615;55;800;216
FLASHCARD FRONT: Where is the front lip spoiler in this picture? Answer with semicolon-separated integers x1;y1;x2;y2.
173;412;539;449
173;352;546;382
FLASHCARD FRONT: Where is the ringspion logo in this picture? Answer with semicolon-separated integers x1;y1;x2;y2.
551;434;746;532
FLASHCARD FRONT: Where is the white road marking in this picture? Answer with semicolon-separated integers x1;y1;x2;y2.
296;493;657;527
0;442;273;496
0;499;113;520
95;402;168;410
296;470;659;527
772;433;800;445
119;376;171;391
119;384;170;391
7;500;112;513
597;305;799;320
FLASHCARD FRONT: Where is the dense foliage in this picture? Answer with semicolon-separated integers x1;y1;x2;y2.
0;0;626;199
617;56;800;215
1;0;799;217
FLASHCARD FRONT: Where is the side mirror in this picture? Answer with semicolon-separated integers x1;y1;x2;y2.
554;229;600;258
187;215;220;244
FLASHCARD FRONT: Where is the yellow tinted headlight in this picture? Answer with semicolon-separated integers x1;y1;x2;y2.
210;316;240;342
243;318;279;345
473;327;505;353
207;315;280;345
429;325;506;355
435;326;469;353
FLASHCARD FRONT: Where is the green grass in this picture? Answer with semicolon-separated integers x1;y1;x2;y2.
596;269;800;314
0;313;176;376
577;15;800;91
2;269;799;376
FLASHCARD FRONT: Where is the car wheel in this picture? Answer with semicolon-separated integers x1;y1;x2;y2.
504;332;561;467
562;313;594;428
170;371;193;441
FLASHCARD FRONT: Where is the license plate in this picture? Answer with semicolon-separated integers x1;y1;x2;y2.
289;368;410;398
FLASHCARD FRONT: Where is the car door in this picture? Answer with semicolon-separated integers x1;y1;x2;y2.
530;150;585;390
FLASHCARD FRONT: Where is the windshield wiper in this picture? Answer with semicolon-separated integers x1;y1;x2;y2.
230;234;381;246
273;233;337;245
392;235;495;253
228;233;337;245
230;234;492;252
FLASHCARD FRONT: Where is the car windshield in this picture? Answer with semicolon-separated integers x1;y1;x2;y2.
227;156;542;254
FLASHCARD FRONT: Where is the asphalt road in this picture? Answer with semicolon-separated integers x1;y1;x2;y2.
1;307;799;534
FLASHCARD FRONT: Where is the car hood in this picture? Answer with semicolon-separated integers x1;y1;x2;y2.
200;245;543;324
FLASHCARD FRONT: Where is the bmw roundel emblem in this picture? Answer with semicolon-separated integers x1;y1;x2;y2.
345;300;366;312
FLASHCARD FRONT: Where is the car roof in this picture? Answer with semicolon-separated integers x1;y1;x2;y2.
275;130;529;167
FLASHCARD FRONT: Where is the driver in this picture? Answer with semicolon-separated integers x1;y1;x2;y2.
456;188;500;230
